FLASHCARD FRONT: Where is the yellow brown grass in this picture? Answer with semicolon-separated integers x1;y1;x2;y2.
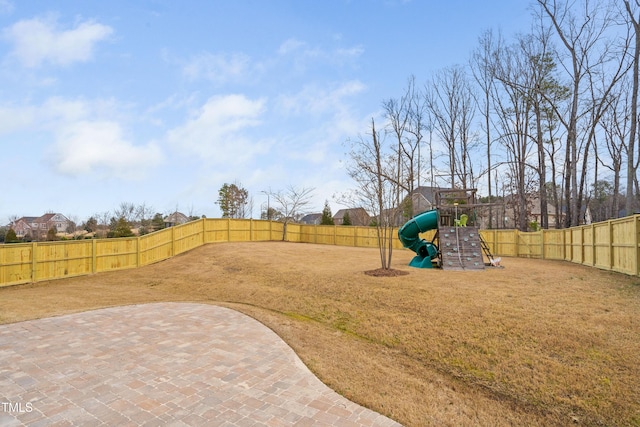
1;241;639;426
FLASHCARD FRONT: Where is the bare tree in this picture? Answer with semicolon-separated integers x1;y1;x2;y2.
542;100;568;229
425;65;477;189
65;214;78;235
383;79;410;211
492;35;538;231
384;75;426;218
114;202;136;224
345;118;399;270
536;0;623;226
598;77;630;218
623;0;640;215
95;211;111;238
135;203;154;226
405;76;429;211
270;185;315;241
521;24;569;230
470;29;501;228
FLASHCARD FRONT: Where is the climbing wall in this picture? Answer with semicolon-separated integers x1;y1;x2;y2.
438;226;486;271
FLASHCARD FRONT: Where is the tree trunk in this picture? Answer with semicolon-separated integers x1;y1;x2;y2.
626;3;639;216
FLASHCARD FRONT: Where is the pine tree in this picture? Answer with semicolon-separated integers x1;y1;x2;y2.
84;217;98;233
342;211;352;226
151;213;165;231
320;200;334;225
4;228;18;243
112;217;134;238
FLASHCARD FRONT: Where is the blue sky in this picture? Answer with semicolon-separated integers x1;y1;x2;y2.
0;0;532;224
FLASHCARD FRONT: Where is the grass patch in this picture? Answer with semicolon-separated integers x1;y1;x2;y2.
1;241;639;426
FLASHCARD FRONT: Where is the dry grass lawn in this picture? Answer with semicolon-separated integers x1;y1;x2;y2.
1;241;639;426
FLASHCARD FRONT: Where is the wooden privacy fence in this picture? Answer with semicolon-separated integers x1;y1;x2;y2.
479;215;640;276
1;215;639;287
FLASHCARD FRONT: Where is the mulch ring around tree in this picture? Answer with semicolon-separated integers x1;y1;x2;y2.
364;268;410;277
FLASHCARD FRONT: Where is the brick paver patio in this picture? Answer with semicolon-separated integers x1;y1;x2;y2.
0;302;402;426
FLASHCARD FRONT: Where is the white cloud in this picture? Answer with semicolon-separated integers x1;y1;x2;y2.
276;80;366;116
182;52;251;84
0;96;163;179
53;120;163;179
167;94;269;162
3;15;113;68
277;38;305;55
32;97;164;179
277;38;363;71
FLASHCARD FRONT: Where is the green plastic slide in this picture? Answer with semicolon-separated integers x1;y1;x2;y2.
397;209;439;268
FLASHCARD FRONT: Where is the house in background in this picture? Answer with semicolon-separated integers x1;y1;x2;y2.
333;208;370;226
164;212;189;227
529;197;564;229
9;213;70;240
11;217;37;238
390;186;441;225
300;213;322;225
406;186;439;215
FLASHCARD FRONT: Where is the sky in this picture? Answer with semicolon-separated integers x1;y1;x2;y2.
0;0;533;225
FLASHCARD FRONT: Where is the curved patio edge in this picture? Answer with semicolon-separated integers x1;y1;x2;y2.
0;302;403;426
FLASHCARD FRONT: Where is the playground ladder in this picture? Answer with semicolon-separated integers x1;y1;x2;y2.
479;234;495;264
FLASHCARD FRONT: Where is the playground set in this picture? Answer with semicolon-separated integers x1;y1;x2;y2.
398;188;499;270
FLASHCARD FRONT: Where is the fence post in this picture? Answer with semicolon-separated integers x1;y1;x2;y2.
540;230;545;259
609;220;614;271
137;236;141;267
31;242;37;283
580;225;587;265
633;215;640;276
92;239;97;273
591;223;596;267
171;226;175;257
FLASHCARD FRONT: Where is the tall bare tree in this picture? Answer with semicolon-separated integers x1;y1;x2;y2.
492;35;539;231
384;75;427;218
521;24;568;230
425;65;477;189
382;79;410;210
623;0;640;215
598;77;630;218
470;29;501;228
536;0;622;226
346;118;400;270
